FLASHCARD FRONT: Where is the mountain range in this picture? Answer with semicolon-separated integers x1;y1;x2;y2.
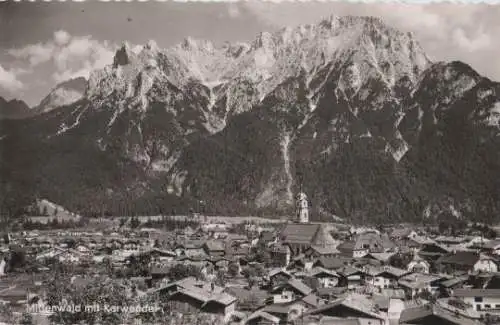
1;15;499;223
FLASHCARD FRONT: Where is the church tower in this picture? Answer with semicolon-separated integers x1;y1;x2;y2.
296;192;309;223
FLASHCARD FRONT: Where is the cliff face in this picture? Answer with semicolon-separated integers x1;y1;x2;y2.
1;16;499;223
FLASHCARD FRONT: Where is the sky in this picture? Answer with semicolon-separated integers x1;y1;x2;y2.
1;1;500;106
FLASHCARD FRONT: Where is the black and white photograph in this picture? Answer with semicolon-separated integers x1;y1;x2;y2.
1;1;500;324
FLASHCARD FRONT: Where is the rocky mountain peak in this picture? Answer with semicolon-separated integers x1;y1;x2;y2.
113;42;134;67
2;15;499;224
35;76;87;114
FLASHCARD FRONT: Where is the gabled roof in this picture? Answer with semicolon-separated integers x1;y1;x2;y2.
391;228;413;238
269;268;292;278
279;224;321;244
454;288;500;298
365;252;395;262
152;277;236;306
272;278;313;296
338;266;363;277
440;276;469;288
311;225;337;247
310;245;340;255
315;256;348;270
399;304;481;325
437;251;479;267
318;317;362;325
203;240;225;252
246;311;280;324
482;239;500;249
364;265;408;278
307;293;387;320
310;267;340;278
398;273;443;289
302;294;324;308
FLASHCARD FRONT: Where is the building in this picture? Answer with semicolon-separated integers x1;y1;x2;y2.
407;253;431;274
363;266;408;291
151;277;237;321
436;251;480;275
454;288;500;313
473;254;499;273
296;192;309;224
309;267;341;288
306;293;388;325
269;278;313;304
398;273;445;298
278;224;337;257
399;303;482;325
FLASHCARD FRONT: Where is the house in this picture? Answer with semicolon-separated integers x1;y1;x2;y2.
259;231;277;246
363;266;408;291
269;244;291;267
269;278;313;304
259;300;311;323
203;240;226;257
123;239;140;251
305;245;340;259
435;236;468;248
338;233;395;258
151;277;237;321
399;303;482;325
454;288;500;313
74;243;91;255
316;287;348;302
436;251;480;275
314;256;350;271
363;252;395;265
439;276;470;297
418;242;450;262
245;311;280;325
225;287;269;311
309;267;341;288
224;245;250;262
407;254;431;274
337;266;365;289
398;273;445;299
394;238;422;254
481;239;500;255
268;268;293;287
390;229;418;241
138;248;177;267
473;253;499;273
174;241;207;258
36;247;85;264
287;254;315;273
306;293;387;325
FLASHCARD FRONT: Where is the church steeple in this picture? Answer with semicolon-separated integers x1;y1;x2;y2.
296;191;309;223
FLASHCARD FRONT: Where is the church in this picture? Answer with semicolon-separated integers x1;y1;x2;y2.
276;192;338;257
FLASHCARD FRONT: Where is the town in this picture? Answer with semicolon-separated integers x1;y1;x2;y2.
1;192;500;325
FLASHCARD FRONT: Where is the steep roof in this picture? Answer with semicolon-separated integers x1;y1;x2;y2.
308;293;387;320
204;240;225;252
454;288;500;298
280;224;321;245
399;304;482;325
311;225;337;247
315;256;348;270
437;251;479;267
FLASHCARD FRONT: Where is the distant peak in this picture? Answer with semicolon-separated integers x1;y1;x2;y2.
113;42;133;67
180;37;214;52
145;40;159;52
